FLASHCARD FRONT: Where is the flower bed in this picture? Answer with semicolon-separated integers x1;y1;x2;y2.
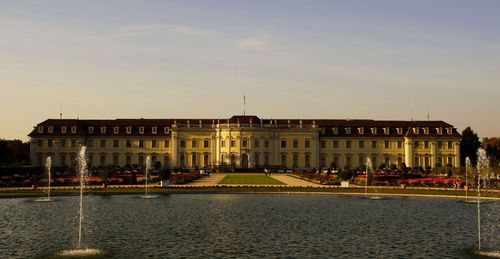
292;172;340;185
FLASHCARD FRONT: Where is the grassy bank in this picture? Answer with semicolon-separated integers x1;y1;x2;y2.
1;186;499;199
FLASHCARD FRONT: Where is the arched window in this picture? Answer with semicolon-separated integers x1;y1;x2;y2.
192;153;197;167
204;154;209;166
254;153;260;166
280;154;287;167
305;154;310;168
292;154;298;168
230;154;236;167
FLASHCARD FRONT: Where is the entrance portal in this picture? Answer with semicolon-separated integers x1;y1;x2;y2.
241;154;249;169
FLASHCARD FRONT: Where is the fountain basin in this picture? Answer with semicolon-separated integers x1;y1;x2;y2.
57;248;103;257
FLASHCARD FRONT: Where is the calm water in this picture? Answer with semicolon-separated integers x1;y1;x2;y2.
0;194;498;258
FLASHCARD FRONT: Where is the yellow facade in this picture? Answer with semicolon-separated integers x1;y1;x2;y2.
29;116;461;170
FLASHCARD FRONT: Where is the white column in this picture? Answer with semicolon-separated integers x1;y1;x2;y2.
431;141;437;168
404;137;413;168
171;129;178;167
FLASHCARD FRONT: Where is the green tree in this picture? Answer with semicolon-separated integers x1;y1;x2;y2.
460;127;481;165
483;137;500;164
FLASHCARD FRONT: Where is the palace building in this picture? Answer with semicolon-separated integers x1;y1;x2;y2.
28;115;461;170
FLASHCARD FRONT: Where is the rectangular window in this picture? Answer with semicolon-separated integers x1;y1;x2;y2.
38;126;44;133
152;127;157;134
87;140;93;148
100;127;106;134
221;140;226;148
332;128;338;135
372;141;377;149
333;140;338;148
305;154;310;168
438;141;443;148
397;141;402;149
60;155;66;166
414;141;420;149
126;140;131;148
61;126;66;133
113;140;119;148
231;140;236;148
61;139;66;148
264;140;269;148
88;126;94;134
242;139;248;148
152;140;157;148
164;140;169;148
180;140;186;148
255;140;260;148
113;155;119;166
320;140;326;148
100;140;106;148
264;153;270;165
47;126;53;133
305;140;310;148
320;156;326;168
448;141;453;149
139;127;144;134
47;139;53;148
114;127;119;134
126;155;131;165
139;140;144;148
37;140;43;148
424;141;429;149
71;140;76;148
126;127;132;134
384;141;390;149
204;139;209;148
71;126;77;133
100;155;106;166
293;140;298;148
281;140;286;148
346;140;351;149
192;139;197;148
359;140;364;149
346;156;352;167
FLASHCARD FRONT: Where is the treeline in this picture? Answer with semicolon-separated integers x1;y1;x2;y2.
460;127;500;165
0;139;30;166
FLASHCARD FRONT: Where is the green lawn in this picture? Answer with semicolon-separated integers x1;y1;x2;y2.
218;175;286;185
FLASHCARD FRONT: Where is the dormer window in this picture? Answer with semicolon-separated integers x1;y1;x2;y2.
383;127;389;135
47;126;53;133
397;128;403;134
100;126;106;134
88;127;94;134
358;127;364;134
114;127;119;134
139;127;144;134
71;126;77;133
164;127;170;134
345;127;351;134
61;126;67;133
446;127;453;135
152;127;157;134
371;128;377;134
413;127;419;134
38;126;44;133
423;127;429;135
436;127;443;134
126;127;132;134
332;127;339;135
319;128;325;134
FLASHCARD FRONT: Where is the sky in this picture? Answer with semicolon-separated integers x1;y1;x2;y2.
1;0;499;141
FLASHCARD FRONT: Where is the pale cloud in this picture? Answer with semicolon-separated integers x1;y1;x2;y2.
237;37;269;51
118;23;207;37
